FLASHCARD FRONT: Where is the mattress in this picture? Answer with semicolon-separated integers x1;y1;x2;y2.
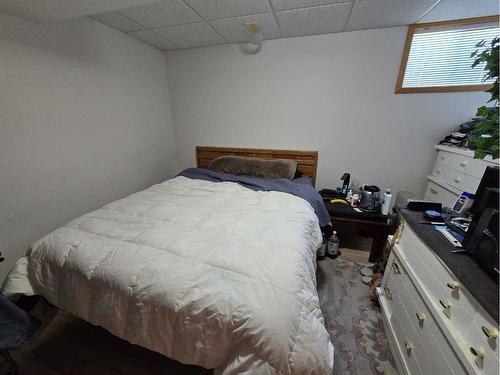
2;176;334;374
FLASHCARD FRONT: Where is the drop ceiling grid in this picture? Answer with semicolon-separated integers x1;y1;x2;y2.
86;0;499;50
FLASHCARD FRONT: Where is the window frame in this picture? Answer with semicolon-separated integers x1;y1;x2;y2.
395;15;499;94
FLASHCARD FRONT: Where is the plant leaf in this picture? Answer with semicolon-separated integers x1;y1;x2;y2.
471;35;498;158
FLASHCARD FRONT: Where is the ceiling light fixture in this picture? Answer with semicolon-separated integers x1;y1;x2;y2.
242;21;262;54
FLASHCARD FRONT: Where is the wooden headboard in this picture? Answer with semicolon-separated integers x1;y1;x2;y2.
196;146;319;186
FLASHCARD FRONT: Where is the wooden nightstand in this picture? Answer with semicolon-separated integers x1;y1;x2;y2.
324;202;392;262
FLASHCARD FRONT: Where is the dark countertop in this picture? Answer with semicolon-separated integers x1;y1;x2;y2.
398;208;498;323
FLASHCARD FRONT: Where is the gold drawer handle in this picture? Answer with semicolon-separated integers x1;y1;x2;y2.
416;312;426;322
404;341;413;351
482;326;499;339
384;286;393;299
446;281;461;291
392;262;401;274
470;347;485;358
439;299;451;309
430;188;438;195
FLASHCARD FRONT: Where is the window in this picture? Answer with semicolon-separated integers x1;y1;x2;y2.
395;16;499;93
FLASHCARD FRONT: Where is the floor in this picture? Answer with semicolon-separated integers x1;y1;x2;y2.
9;239;396;375
318;257;396;374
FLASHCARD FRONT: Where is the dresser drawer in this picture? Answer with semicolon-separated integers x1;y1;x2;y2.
424;180;459;207
396;223;500;374
389;287;425;375
437;150;490;179
432;163;480;193
381;255;398;318
389;255;467;375
378;294;410;375
467;313;499;360
391;256;468;375
465;319;500;373
396;227;475;342
387;256;451;375
401;270;500;375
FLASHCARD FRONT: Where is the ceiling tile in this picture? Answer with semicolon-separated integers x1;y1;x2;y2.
210;13;281;42
119;0;201;28
0;0;158;22
129;29;179;49
270;0;351;11
346;0;438;31
90;11;145;32
276;3;352;37
182;0;270;20
154;22;226;48
419;0;499;23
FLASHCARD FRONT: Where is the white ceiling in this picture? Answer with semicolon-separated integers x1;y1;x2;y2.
1;0;497;50
91;0;498;50
0;0;158;21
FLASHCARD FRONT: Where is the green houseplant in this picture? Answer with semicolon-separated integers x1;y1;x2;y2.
470;36;499;159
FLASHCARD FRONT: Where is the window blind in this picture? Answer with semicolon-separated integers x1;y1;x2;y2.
402;25;499;88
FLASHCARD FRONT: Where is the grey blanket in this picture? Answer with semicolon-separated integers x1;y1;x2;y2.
178;168;330;226
0;295;40;351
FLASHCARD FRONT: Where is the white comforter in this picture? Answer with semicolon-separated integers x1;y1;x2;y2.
2;176;334;374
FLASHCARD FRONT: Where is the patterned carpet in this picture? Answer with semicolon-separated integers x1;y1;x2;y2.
317;257;396;375
9;255;396;375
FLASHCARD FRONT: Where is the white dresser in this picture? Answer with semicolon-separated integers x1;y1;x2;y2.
425;145;498;208
378;217;499;375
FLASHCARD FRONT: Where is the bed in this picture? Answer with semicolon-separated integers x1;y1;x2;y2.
2;146;333;374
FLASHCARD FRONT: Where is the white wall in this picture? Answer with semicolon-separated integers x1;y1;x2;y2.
165;27;488;194
0;13;177;281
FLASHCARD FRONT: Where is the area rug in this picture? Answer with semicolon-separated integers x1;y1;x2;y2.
317;257;397;375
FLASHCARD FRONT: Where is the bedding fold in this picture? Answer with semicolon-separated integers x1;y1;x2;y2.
178;168;330;227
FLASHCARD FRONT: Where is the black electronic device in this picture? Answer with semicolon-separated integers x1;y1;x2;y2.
319;172;351;199
340;173;350;196
462;166;499;248
469;166;499;213
407;199;442;212
319;189;342;200
466;208;499;282
462;166;499;282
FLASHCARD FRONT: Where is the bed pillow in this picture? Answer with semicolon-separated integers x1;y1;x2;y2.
207;155;297;180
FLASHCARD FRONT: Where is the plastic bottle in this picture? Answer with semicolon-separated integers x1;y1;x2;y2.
381;189;392;215
346;189;353;203
452;191;475;214
327;231;340;258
